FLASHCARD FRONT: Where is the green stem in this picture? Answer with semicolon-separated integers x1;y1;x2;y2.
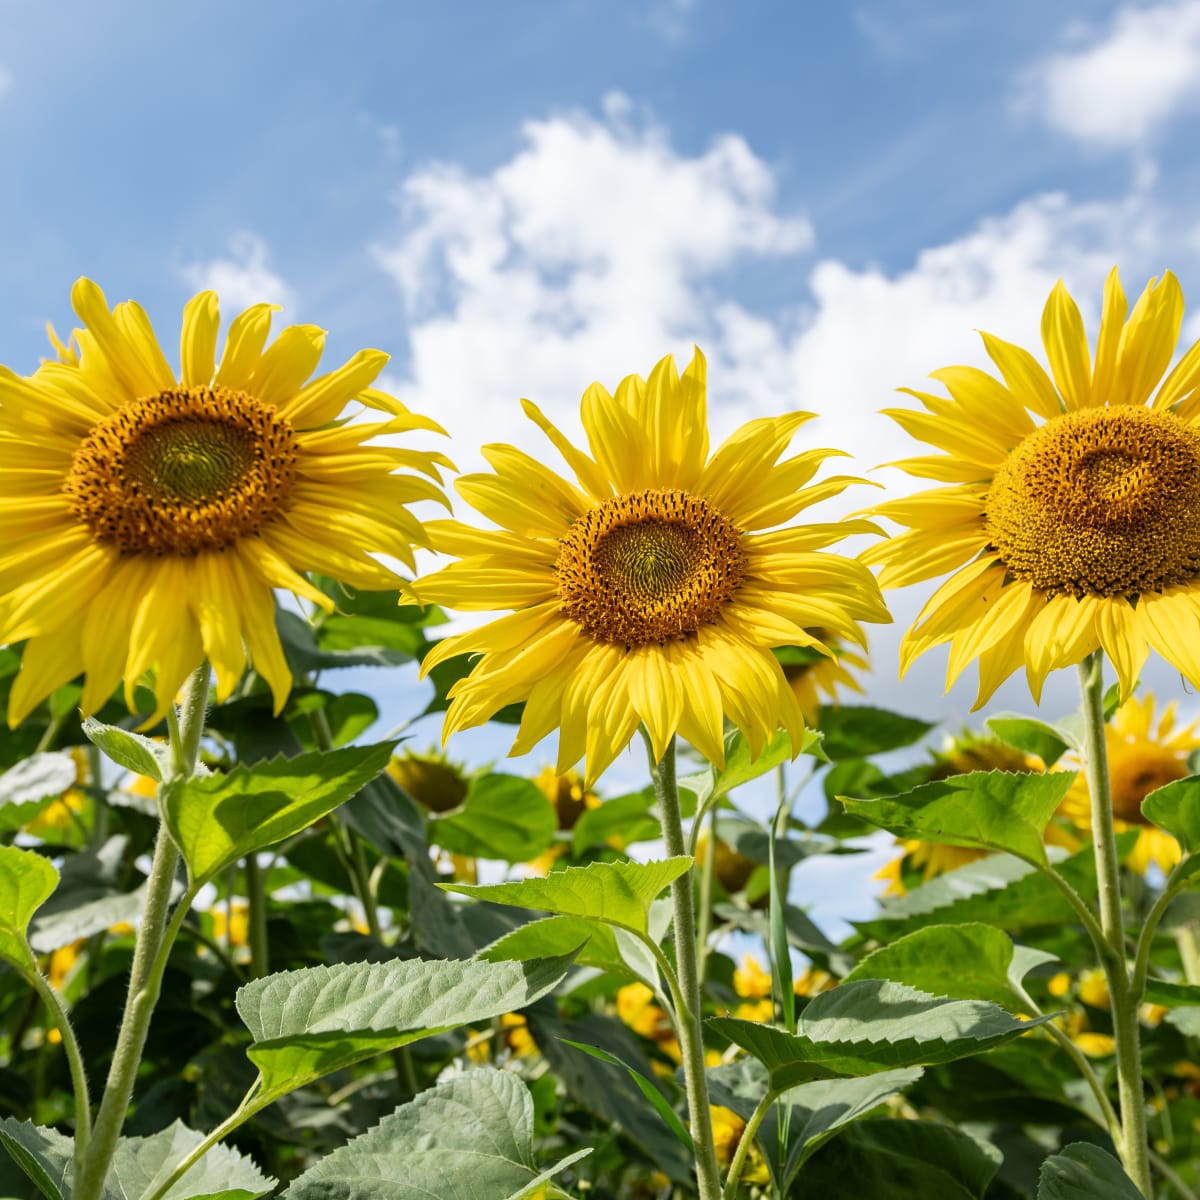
721;1090;774;1200
1078;654;1152;1198
26;969;91;1152
696;804;717;989
245;854;270;979
142;1081;267;1200
74;663;211;1200
1131;863;1192;1003
642;731;722;1200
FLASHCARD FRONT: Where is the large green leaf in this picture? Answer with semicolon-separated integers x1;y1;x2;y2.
707;1059;922;1191
236;953;574;1104
0;1118;273;1200
710;980;1050;1090
1143;979;1200;1008
283;1070;586;1199
842;923;1049;1010
164;742;393;887
0;753;76;808
107;1121;274;1200
430;774;557;862
1037;1143;1141;1200
840;770;1076;865
443;857;691;936
855;842;1112;941
815;706;934;761
572;790;660;853
480;915;654;983
0;846;58;972
1141;776;1200;856
792;1117;1001;1199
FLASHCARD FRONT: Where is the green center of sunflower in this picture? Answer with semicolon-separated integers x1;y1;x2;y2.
556;488;747;646
65;386;298;556
984;406;1200;598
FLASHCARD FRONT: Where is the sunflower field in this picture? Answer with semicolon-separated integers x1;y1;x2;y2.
1;269;1200;1200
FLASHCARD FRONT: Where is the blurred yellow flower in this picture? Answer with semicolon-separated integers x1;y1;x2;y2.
696;830;759;897
388;749;468;813
711;1105;769;1184
1057;693;1196;874
1078;968;1110;1010
616;982;681;1064
781;637;868;724
1074;1032;1116;1058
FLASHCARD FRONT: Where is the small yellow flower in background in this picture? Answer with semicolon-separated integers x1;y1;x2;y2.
388;750;469;814
415;349;889;784
0;278;450;725
616;982;681;1064
46;941;84;991
1077;968;1111;1010
1057;693;1196;874
1074;1032;1117;1058
25;747;89;838
711;1106;769;1183
781;637;868;724
868;269;1200;707
733;954;771;1000
1048;972;1072;999
793;966;836;997
210;901;250;950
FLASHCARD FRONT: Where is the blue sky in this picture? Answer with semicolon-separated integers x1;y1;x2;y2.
7;0;1200;909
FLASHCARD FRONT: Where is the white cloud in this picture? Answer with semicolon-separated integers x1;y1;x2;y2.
180;232;294;312
374;97;1197;731
373;96;811;466
1018;0;1200;147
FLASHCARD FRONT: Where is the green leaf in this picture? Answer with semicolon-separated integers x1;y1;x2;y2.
856;843;1115;941
165;742;394;887
714;728;825;800
709;980;1051;1090
1143;979;1200;1008
282;1070;587;1200
573;791;660;853
816;707;934;761
0;846;58;972
842;923;1033;1010
81;718;167;781
1037;1143;1141;1200
562;1039;693;1152
0;1117;274;1200
840;770;1076;865
443;857;692;936
107;1120;274;1200
985;714;1072;768
1141;775;1200;854
430;774;557;862
236;952;574;1104
480;916;653;983
793;1117;1001;1199
0;753;76;808
277;609;419;671
0;1120;69;1200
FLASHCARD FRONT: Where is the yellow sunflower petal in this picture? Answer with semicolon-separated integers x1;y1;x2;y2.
214;302;280;390
979;330;1063;419
179;291;220;387
1040;280;1092;410
1118;272;1183;409
1089;267;1127;409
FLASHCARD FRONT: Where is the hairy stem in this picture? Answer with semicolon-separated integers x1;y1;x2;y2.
26;969;90;1156
1078;654;1151;1198
642;730;722;1200
74;662;211;1200
721;1090;774;1200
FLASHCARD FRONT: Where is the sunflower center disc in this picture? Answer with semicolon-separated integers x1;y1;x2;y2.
984;406;1200;597
1109;743;1187;824
65;386;298;555
556;488;747;646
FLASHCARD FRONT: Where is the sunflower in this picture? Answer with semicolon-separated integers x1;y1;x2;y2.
866;269;1200;706
414;349;889;784
1057;692;1197;873
0;279;449;724
779;635;868;723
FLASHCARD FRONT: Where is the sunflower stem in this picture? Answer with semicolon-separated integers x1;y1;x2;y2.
74;662;210;1200
721;1089;775;1200
696;804;717;989
643;730;723;1200
1078;653;1152;1197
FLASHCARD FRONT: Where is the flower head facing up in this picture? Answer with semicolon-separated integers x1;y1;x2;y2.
415;349;889;784
0;279;450;724
867;269;1200;706
1058;692;1198;873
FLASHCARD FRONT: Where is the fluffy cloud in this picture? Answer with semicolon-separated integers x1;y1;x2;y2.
180;232;294;311
1017;0;1200;147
